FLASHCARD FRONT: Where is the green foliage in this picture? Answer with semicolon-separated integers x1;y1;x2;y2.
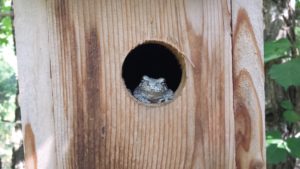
266;130;282;140
297;1;300;11
283;110;300;123
266;130;300;164
0;17;12;45
280;100;294;110
0;0;12;46
266;19;300;168
0;1;16;168
267;144;288;164
0;57;16;101
296;27;300;38
266;99;300;165
266;27;300;90
266;130;287;164
264;39;291;63
0;56;16;168
266;24;300;164
286;138;300;158
280;100;300;123
268;58;300;90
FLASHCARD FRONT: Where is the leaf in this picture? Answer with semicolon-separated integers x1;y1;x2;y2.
283;110;300;123
264;39;291;63
1;6;11;12
280;100;294;110
297;0;300;10
266;130;284;146
266;130;282;139
268;58;300;90
0;38;8;45
0;17;12;35
286;138;300;158
267;144;288;164
0;61;15;102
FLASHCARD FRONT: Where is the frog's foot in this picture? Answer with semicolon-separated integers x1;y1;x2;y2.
163;90;174;102
133;94;151;104
158;98;167;103
158;92;174;103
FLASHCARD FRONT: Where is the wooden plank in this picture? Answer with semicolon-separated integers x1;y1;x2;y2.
13;0;263;168
183;0;235;168
14;1;57;169
232;0;266;169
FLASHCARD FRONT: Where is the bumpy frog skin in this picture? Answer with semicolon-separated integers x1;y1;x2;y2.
133;75;174;104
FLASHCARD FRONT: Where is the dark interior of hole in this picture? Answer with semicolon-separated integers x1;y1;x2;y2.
122;43;182;93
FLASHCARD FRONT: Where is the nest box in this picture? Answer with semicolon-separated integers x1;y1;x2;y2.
14;0;265;168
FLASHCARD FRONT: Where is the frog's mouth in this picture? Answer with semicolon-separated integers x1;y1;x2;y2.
144;90;162;98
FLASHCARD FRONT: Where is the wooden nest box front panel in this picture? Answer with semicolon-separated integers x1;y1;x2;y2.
14;0;265;169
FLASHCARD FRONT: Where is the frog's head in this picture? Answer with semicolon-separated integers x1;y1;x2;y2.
140;75;168;93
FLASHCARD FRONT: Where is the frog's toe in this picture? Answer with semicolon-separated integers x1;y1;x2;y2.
158;98;170;103
136;97;151;104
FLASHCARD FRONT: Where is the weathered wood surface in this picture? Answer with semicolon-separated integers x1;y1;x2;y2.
232;0;266;169
14;0;264;169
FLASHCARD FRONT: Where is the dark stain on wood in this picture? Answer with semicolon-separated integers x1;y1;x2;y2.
54;1;78;168
54;0;78;120
54;1;106;168
185;19;205;169
84;27;103;169
24;124;37;169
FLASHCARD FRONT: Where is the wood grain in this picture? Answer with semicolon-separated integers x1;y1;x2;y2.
14;0;263;168
24;124;37;169
232;0;266;169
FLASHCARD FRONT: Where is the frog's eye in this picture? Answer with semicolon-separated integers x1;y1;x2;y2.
143;75;150;81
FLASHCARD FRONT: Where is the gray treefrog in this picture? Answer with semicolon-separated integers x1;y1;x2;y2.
133;75;174;104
